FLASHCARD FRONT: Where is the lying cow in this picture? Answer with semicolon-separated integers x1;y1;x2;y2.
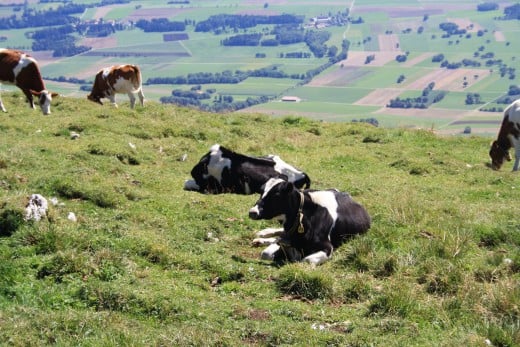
249;178;371;265
87;64;144;109
0;48;58;115
184;144;311;194
489;99;520;171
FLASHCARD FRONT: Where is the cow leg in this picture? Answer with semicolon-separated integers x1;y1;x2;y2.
252;237;279;246
138;89;144;107
0;92;6;112
513;150;520;171
303;242;333;265
303;251;331;265
255;227;285;238
22;89;35;109
108;94;118;108
260;243;281;260
128;92;136;109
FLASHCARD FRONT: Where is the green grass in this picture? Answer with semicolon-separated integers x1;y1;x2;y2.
0;93;518;346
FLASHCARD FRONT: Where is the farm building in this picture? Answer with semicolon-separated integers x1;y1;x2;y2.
281;96;301;102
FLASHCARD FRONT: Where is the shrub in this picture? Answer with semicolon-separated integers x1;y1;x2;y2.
0;208;24;237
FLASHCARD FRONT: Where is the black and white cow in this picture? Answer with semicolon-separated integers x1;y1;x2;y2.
249;178;371;265
184;144;311;194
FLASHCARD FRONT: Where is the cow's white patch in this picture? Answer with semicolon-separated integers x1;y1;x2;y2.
261;177;285;198
252;237;279;246
255;227;285;238
206;146;231;182
13;53;37;79
184;179;200;191
303;251;330;265
261;243;280;260
102;67;111;79
269;155;306;182
112;76;139;93
309;191;338;222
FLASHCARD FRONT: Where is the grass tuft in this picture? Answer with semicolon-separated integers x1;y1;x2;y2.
276;264;334;300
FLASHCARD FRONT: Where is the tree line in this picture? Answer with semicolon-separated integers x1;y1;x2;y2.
194;14;304;33
387;82;446;109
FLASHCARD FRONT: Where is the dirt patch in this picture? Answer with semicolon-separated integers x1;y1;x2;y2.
405;68;490;92
307;66;369;87
378;34;400;52
354;88;403;106
337;51;398;67
403;52;433;67
494;31;506;42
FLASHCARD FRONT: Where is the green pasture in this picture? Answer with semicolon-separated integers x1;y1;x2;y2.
342;67;409;89
288;86;369;104
430;91;502;111
248;100;380;121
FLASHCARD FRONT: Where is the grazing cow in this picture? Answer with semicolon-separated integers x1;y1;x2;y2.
489;99;520;171
0;48;57;115
184;144;311;194
87;64;144;109
249;178;370;265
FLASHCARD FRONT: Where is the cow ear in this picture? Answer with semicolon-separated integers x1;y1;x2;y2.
51;92;59;97
30;89;41;96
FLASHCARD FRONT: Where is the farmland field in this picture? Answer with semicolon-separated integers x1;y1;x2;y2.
1;0;519;135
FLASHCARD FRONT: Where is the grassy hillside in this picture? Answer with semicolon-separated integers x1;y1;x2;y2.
0;93;519;346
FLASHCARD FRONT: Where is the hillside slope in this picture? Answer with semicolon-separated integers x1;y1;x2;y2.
0;93;518;346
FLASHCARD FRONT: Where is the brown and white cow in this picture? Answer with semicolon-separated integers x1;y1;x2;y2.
87;64;144;109
489;99;520;171
0;48;58;115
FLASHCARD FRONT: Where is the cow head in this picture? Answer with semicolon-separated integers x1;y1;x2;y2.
87;93;103;106
249;178;294;221
31;90;58;115
489;140;511;170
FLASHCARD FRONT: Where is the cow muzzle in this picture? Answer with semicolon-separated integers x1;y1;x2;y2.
249;206;261;220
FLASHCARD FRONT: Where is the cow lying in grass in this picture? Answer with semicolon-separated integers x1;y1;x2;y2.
248;178;371;265
489;99;520;171
184;144;311;194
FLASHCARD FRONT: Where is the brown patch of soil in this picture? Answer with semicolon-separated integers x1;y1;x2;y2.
403;53;433;67
494;31;506;42
354;88;403;106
